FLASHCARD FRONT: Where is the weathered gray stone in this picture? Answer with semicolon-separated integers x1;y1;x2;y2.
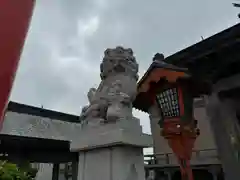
75;47;151;180
71;117;152;151
79;46;139;126
74;118;152;180
78;146;145;180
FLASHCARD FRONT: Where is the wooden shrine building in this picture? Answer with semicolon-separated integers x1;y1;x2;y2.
134;23;240;180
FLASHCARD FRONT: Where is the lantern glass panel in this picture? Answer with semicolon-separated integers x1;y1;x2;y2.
156;88;180;118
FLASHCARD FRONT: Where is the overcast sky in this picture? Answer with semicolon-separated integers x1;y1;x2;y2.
10;0;239;134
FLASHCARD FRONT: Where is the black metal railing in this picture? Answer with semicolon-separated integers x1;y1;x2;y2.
144;148;219;165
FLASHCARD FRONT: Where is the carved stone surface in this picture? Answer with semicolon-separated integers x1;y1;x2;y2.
80;46;139;126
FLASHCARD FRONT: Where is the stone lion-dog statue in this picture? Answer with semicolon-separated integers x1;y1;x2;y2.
80;46;139;126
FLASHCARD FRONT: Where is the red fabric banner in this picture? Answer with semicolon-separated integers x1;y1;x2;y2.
0;0;35;128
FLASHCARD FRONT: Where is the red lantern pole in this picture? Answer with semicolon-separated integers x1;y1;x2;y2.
162;120;198;180
160;86;199;180
0;0;35;128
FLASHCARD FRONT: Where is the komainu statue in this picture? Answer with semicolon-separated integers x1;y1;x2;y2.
80;46;139;126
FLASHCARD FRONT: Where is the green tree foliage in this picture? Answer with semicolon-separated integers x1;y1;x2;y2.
0;161;38;180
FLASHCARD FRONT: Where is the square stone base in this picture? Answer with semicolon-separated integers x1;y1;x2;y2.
78;146;146;180
71;118;152;180
71;118;152;151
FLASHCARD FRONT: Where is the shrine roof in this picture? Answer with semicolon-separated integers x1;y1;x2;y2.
163;23;240;67
0;134;78;163
133;23;240;112
7;101;80;123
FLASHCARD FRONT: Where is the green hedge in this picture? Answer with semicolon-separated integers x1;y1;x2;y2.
0;161;38;180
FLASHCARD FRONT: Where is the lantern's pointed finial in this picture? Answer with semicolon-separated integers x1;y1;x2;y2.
153;53;165;62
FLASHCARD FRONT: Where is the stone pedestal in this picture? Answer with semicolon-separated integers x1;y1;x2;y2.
71;118;152;180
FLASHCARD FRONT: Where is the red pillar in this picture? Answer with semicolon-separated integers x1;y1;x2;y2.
0;0;35;128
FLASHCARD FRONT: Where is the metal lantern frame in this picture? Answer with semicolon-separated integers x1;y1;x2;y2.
154;78;197;128
156;86;180;120
155;83;182;129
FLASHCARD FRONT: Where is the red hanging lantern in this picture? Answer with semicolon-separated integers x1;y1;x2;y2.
134;53;208;180
151;54;200;180
155;78;199;180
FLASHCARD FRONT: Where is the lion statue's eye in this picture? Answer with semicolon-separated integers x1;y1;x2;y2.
104;49;110;56
126;57;134;62
126;48;133;55
118;50;123;54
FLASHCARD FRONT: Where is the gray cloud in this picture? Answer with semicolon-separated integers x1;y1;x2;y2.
10;0;239;134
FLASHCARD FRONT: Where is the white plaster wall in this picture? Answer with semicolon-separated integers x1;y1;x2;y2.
148;104;171;155
194;107;217;150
